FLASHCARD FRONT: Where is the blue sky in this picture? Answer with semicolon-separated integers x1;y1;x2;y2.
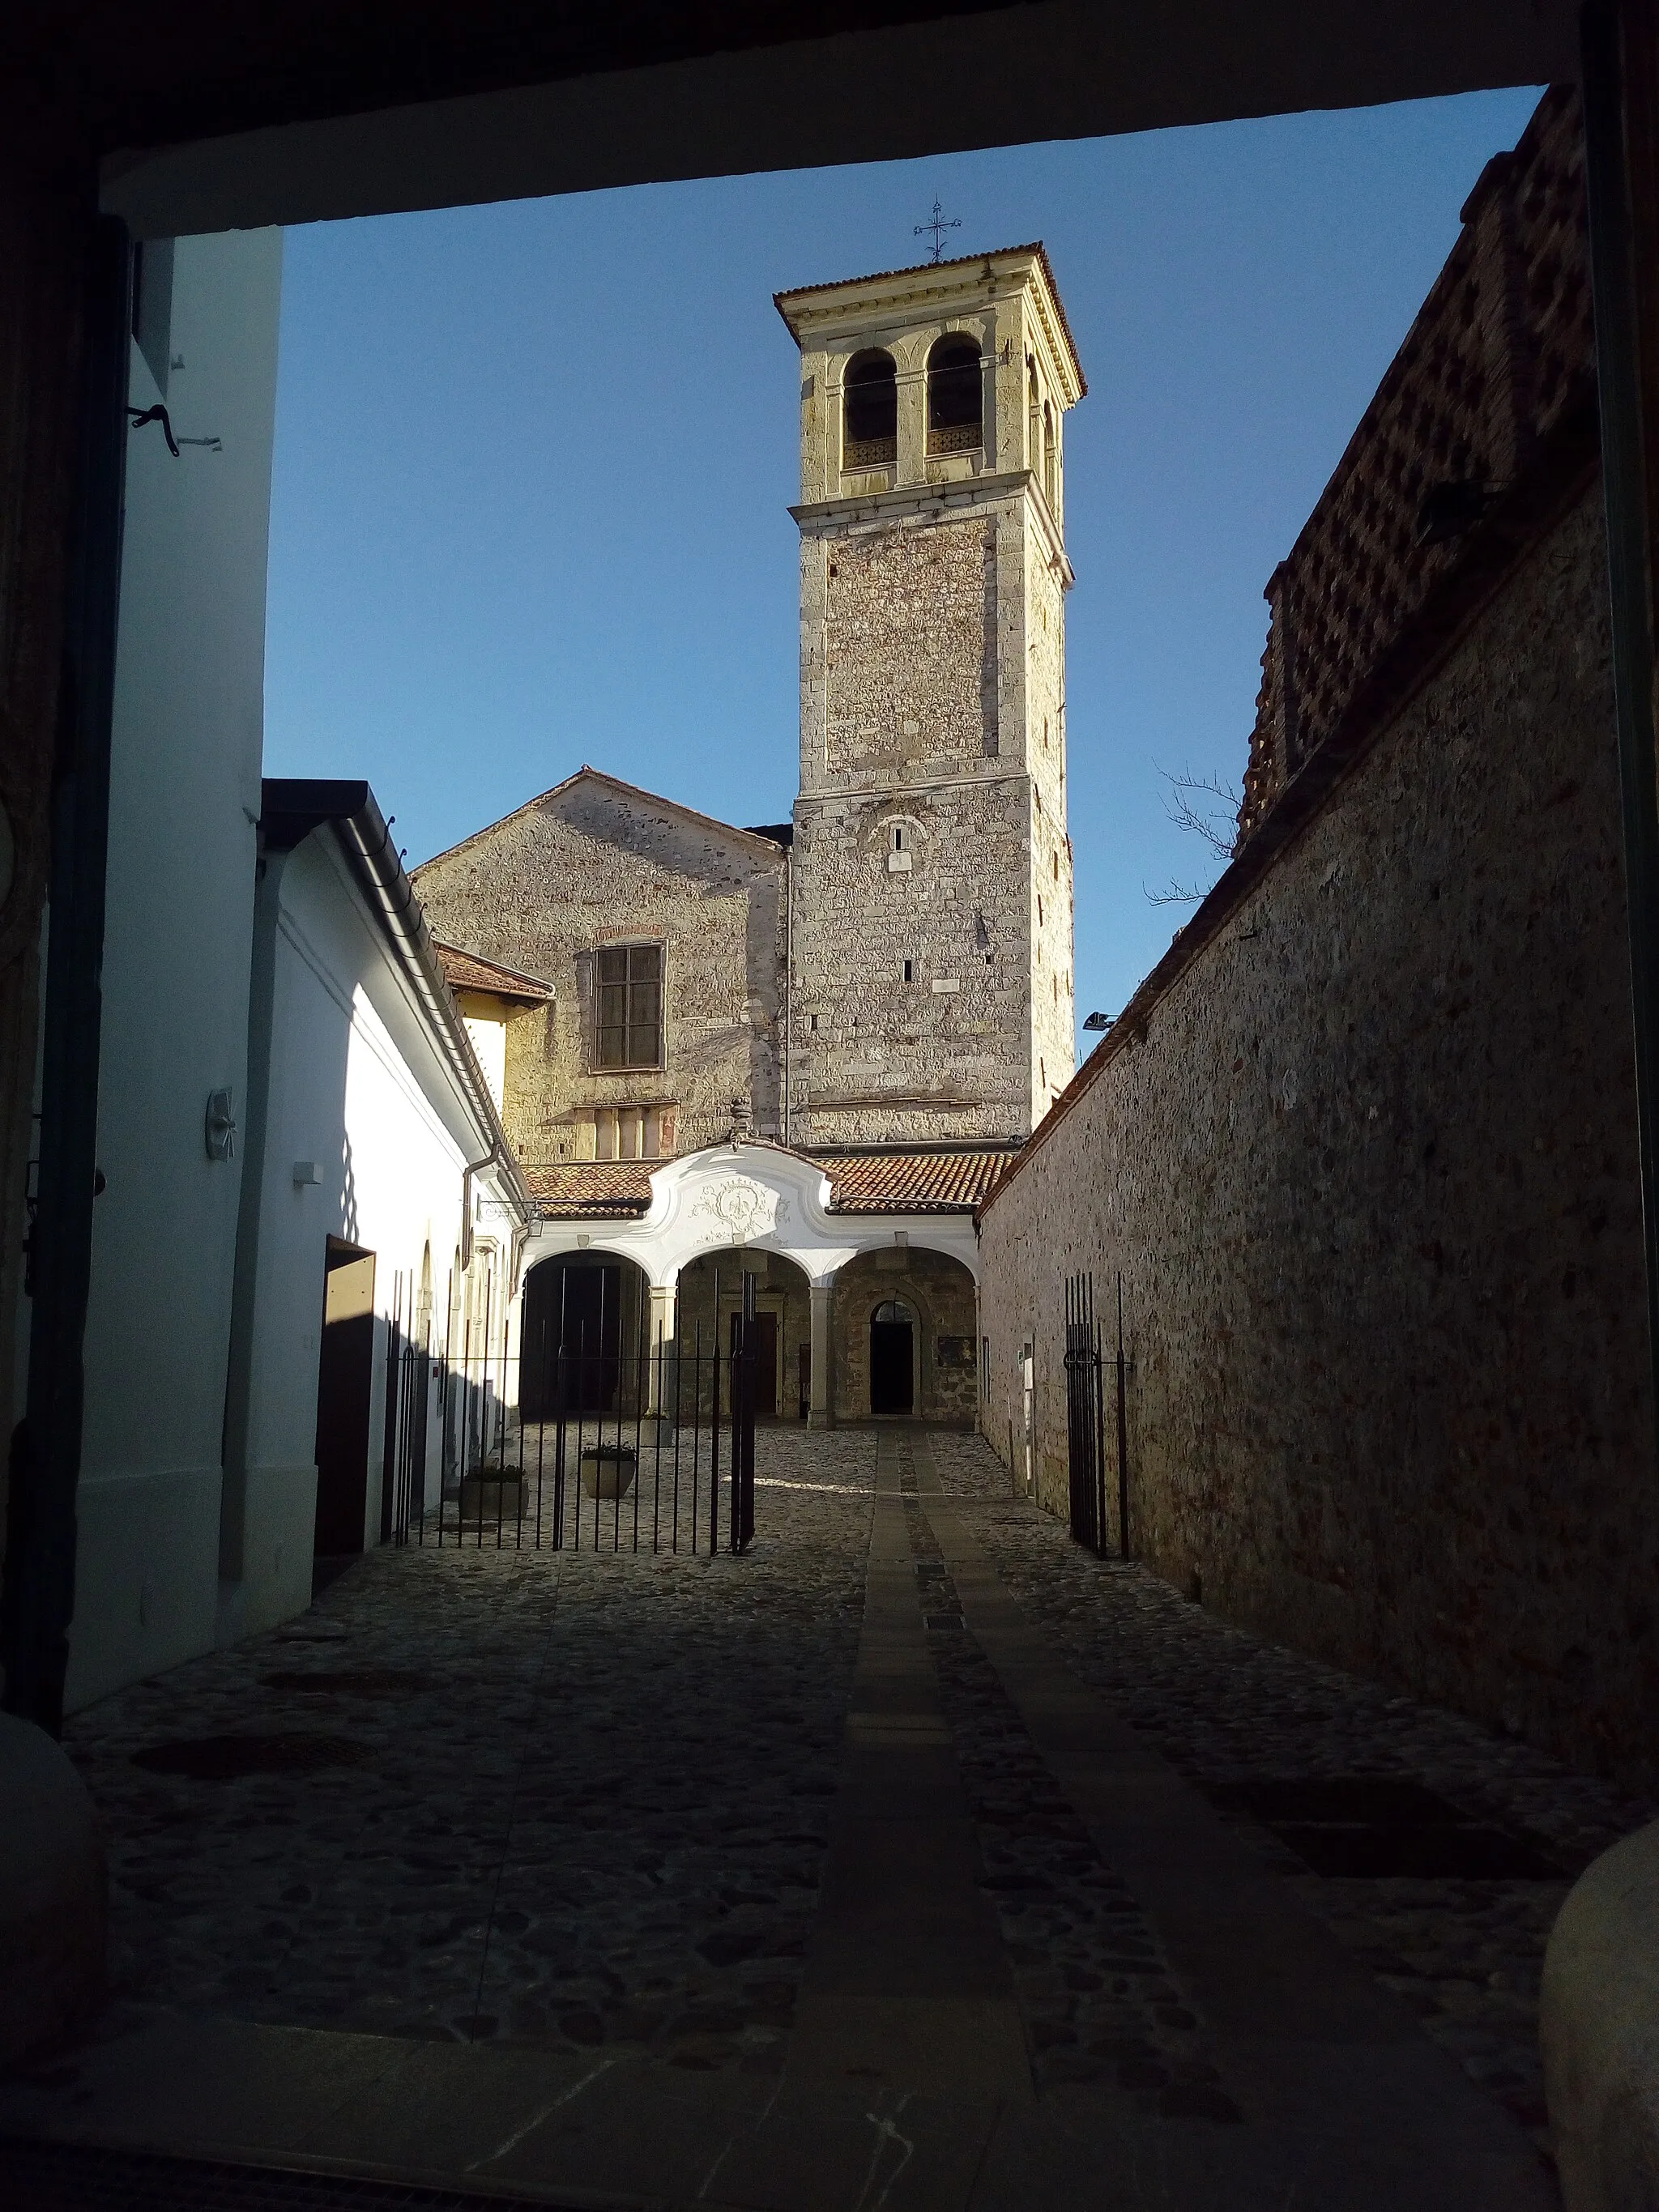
263;87;1544;1048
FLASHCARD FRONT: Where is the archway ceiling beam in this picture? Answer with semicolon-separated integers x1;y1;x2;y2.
84;0;1577;240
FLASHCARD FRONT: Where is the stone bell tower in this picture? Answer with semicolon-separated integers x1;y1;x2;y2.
775;244;1085;1150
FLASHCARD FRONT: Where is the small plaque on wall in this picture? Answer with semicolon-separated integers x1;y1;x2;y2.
936;1335;975;1369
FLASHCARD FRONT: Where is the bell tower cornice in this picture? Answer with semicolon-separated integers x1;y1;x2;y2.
775;242;1085;407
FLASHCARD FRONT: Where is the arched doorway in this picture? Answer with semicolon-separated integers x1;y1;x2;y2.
870;1298;915;1416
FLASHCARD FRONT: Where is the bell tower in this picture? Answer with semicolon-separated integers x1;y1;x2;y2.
775;244;1085;1150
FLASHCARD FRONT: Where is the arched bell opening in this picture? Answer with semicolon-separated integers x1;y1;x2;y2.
927;332;983;455
843;348;897;467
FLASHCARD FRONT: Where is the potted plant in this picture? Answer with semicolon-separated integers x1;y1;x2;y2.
459;1458;526;1521
578;1440;638;1499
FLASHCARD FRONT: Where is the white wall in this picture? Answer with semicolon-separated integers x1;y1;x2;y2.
69;229;284;1714
461;1010;507;1110
221;829;518;1642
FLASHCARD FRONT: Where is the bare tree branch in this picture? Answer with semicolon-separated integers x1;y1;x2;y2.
1158;765;1241;861
1142;764;1243;909
1142;877;1211;908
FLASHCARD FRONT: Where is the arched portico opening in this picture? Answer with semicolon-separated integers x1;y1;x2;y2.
832;1244;979;1425
521;1248;650;1419
675;1247;813;1422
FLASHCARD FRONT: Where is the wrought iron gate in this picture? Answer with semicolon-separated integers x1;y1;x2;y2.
1063;1270;1130;1559
379;1264;758;1556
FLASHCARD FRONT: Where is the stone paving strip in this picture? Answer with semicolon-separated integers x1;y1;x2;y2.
927;1428;1656;2165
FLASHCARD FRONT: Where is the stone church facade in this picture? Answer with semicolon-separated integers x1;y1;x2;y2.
414;244;1083;1424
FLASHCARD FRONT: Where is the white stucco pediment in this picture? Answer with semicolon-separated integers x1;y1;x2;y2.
525;1140;978;1289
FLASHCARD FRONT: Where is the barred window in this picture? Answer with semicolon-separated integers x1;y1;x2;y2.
595;944;663;1068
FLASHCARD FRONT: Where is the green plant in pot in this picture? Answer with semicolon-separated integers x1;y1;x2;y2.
578;1439;638;1499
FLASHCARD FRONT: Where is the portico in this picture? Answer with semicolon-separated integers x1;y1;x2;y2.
523;1140;986;1427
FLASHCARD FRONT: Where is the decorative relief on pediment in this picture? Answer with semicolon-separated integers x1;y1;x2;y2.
689;1177;789;1247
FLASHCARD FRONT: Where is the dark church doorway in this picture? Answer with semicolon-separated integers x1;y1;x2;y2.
313;1236;377;1558
522;1258;624;1417
870;1298;915;1416
731;1308;779;1418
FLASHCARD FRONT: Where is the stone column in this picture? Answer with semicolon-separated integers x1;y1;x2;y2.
896;339;927;488
646;1283;676;1417
809;1281;835;1430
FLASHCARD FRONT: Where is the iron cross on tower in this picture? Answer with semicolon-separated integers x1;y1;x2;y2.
914;199;962;263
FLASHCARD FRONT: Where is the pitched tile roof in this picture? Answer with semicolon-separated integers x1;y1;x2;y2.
526;1149;1013;1220
818;1150;1013;1213
434;940;554;1003
525;1162;653;1216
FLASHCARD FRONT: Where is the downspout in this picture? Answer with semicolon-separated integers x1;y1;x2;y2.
460;1138;499;1273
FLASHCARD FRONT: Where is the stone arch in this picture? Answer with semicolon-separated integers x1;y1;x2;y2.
674;1246;813;1422
831;1245;979;1423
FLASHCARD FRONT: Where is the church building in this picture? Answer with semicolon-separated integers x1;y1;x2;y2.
414;243;1083;1426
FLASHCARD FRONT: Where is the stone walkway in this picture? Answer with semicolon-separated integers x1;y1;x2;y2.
4;1425;1650;2210
927;1432;1656;2159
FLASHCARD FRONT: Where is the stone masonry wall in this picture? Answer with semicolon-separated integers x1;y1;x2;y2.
413;776;786;1170
823;515;997;776
978;485;1659;1782
792;773;1034;1147
1026;531;1074;1119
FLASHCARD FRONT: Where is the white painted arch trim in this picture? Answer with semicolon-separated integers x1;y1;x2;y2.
522;1140;979;1289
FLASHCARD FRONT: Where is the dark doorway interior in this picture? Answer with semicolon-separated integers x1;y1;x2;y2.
870;1299;915;1416
522;1259;622;1417
731;1309;779;1418
313;1237;377;1557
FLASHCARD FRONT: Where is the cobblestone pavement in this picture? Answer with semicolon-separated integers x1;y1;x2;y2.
928;1430;1657;2159
67;1427;873;2069
61;1422;1648;2180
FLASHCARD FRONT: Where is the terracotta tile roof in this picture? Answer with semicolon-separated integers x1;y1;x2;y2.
527;1149;1013;1221
819;1149;1013;1213
526;1163;653;1217
434;940;554;1003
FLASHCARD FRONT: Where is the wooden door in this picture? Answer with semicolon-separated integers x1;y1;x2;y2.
313;1239;377;1555
731;1309;779;1417
870;1316;915;1415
